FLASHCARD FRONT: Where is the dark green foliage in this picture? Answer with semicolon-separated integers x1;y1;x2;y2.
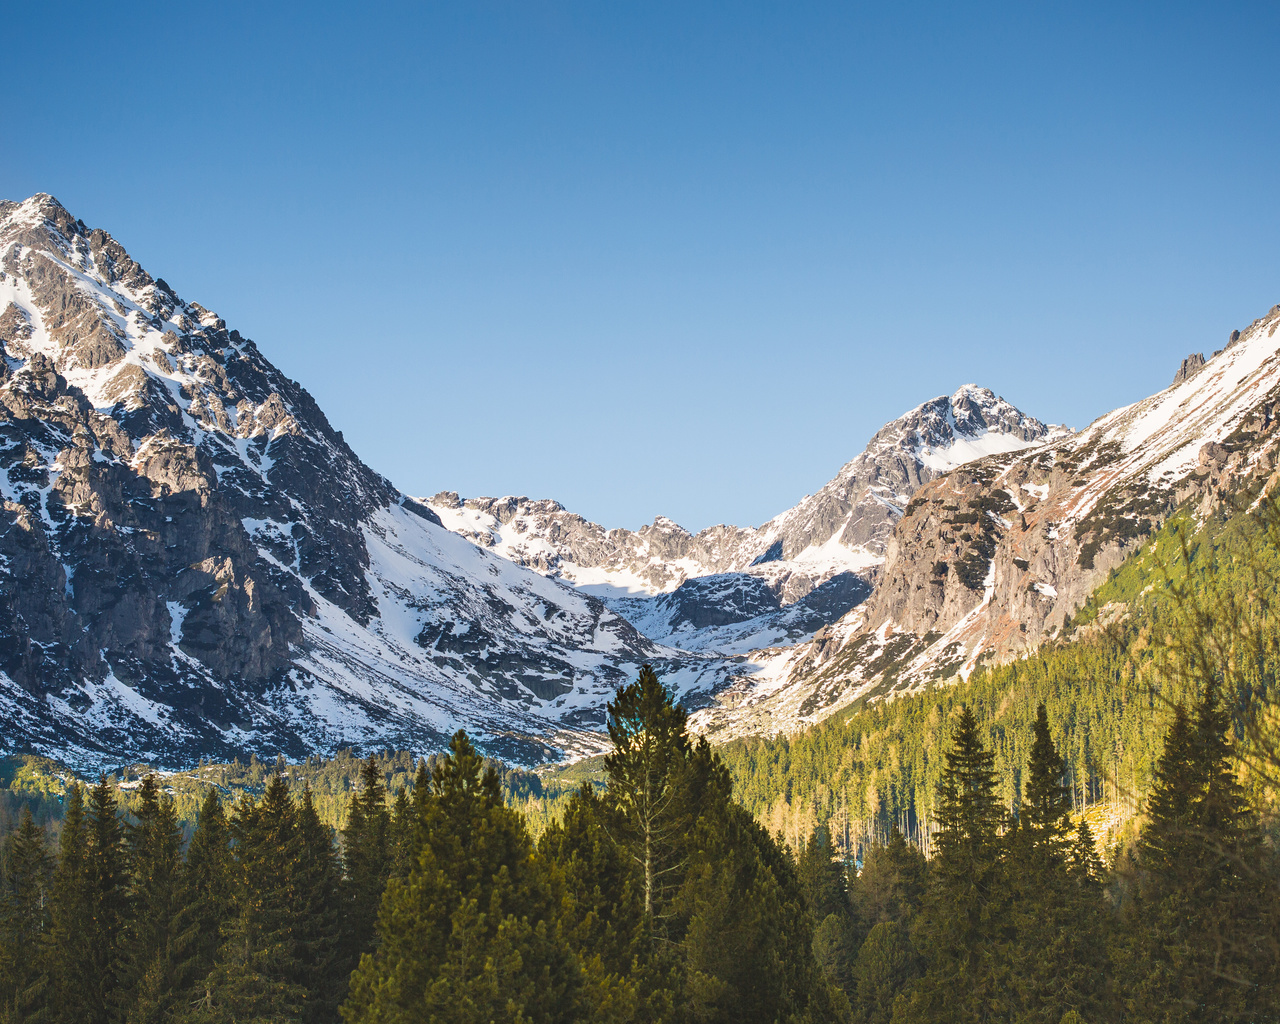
538;784;645;1019
894;708;1009;1023
0;808;51;1019
852;921;918;1024
603;664;696;931
1121;681;1277;1022
1005;708;1108;1023
339;756;391;975
170;789;232;1009
800;824;857;993
851;829;926;937
343;730;580;1024
181;775;340;1023
116;774;185;1024
83;775;128;1024
43;783;92;1024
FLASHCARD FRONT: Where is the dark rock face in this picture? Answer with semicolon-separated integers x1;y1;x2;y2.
0;194;693;770
1173;352;1206;385
0;196;405;760
428;387;1065;622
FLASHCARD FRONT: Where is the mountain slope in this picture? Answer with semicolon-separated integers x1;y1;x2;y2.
429;386;1065;597
0;194;737;768
691;305;1280;739
426;388;1066;656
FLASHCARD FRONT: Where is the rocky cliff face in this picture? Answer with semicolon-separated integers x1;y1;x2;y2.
425;388;1062;660
691;306;1280;740
0;195;741;769
427;387;1065;607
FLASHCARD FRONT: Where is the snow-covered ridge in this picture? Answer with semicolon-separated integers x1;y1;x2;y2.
426;385;1065;601
690;304;1280;741
0;194;752;768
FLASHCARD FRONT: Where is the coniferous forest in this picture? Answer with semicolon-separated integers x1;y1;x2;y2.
0;663;1276;1022
2;512;1279;1022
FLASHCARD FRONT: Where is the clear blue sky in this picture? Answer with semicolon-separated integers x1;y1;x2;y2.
3;2;1279;531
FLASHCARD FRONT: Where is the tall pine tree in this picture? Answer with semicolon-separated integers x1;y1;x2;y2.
896;707;1008;1023
603;665;696;935
170;788;232;1011
1124;682;1274;1022
343;730;580;1024
82;776;128;1024
339;756;391;975
1005;704;1107;1023
44;783;93;1024
0;808;51;1020
116;774;185;1024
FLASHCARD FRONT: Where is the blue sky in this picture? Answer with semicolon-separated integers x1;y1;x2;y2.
3;2;1279;531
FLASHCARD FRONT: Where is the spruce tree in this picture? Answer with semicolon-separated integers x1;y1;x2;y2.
896;707;1008;1023
339;756;391;974
0;808;51;1019
82;775;128;1024
170;788;232;1009
295;785;341;1023
678;789;849;1024
852;920;919;1024
387;785;414;877
538;783;645;1022
181;778;309;1023
851;828;927;937
1005;706;1107;1023
603;665;696;936
1124;682;1274;1022
116;774;185;1024
342;730;580;1024
44;783;93;1024
799;824;855;995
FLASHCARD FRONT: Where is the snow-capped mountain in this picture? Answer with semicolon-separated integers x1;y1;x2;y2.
690;305;1280;740
426;388;1066;653
0;194;742;769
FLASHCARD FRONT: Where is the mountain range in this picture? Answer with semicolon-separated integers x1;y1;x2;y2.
1;193;1273;769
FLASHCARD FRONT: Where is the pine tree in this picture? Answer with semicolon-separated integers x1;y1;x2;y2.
116;774;185;1024
180;778;309;1023
295;785;341;1023
388;785;414;877
538;783;645;1022
852;920;919;1024
0;808;52;1019
851;828;926;937
82;775;128;1024
44;783;93;1024
339;756;391;974
1005;705;1107;1023
678;792;849;1024
799;823;855;995
170;788;232;1010
1016;704;1072;867
1067;819;1103;888
602;665;695;934
342;730;580;1024
1124;682;1274;1022
896;707;1008;1023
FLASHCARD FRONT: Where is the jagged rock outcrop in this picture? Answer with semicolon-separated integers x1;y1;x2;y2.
0;194;737;769
428;387;1066;603
1173;352;1206;385
691;303;1280;741
425;388;1064;658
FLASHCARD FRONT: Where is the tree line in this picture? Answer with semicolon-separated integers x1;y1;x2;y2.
719;505;1280;857
2;662;1275;1022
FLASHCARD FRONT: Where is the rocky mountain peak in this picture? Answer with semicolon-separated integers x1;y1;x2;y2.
0;195;708;769
1173;352;1207;386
